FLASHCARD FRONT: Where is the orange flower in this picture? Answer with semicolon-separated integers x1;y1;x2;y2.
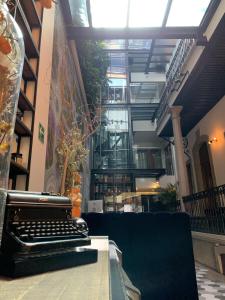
39;0;52;9
0;11;4;23
0;36;11;55
0;143;9;155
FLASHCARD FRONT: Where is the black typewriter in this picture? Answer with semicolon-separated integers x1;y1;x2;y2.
0;190;97;277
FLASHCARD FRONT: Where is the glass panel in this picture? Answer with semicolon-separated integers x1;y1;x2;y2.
69;0;89;27
91;173;133;210
167;0;211;26
101;86;127;104
104;110;128;132
103;40;126;50
107;52;127;75
128;40;152;50
148;63;166;73
132;57;148;63
109;78;126;87
133;148;162;169
129;0;168;27
151;55;171;63
153;47;174;55
155;39;177;47
93;109;131;169
130;83;164;103
90;0;129;28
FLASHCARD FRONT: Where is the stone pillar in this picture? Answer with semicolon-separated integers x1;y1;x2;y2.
170;106;189;211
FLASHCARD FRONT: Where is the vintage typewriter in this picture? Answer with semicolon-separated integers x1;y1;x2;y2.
0;190;97;277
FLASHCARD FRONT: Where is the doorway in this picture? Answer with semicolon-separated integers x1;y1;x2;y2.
199;142;214;190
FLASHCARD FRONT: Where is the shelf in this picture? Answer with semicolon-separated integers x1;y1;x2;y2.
16;2;40;58
15;117;32;137
95;182;132;185
23;56;37;81
18;90;35;112
19;0;42;28
10;160;29;176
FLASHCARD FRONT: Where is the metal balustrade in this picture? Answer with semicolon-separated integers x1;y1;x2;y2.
183;184;225;234
156;39;195;124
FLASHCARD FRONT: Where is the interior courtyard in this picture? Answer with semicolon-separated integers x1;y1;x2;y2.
1;0;225;299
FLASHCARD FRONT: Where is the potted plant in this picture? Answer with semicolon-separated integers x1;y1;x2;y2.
159;184;178;212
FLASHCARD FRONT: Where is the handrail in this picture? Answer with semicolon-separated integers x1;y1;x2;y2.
156;39;195;124
183;184;225;234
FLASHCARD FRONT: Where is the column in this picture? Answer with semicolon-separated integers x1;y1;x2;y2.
170;106;189;211
29;6;56;191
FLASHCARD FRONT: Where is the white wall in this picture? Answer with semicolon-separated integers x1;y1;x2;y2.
29;6;56;191
133;120;156;132
159;175;176;189
187;95;225;188
130;72;166;83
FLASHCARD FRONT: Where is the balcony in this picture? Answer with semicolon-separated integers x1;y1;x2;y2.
156;13;225;137
156;39;195;125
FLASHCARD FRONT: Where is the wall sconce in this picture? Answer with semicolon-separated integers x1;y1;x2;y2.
208;137;218;144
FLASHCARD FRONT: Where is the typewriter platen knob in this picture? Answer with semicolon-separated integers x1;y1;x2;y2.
72;218;88;236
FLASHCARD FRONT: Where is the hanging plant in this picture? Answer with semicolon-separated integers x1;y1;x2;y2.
77;40;109;113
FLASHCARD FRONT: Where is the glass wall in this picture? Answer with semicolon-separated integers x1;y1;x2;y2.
93;108;131;169
101;78;127;104
130;83;164;104
133;148;162;169
91;173;133;211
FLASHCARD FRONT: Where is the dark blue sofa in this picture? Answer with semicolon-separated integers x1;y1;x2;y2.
82;212;198;300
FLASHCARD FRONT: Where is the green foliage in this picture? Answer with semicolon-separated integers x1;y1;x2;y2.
68;0;88;27
77;40;109;111
159;184;177;205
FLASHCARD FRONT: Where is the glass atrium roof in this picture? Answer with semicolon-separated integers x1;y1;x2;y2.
69;0;211;28
65;0;217;120
103;39;177;73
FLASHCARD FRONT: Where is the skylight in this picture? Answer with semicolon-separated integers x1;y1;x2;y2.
90;0;129;28
89;0;211;28
129;0;168;27
167;0;211;26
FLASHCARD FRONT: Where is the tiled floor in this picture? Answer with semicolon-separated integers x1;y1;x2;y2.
196;263;225;299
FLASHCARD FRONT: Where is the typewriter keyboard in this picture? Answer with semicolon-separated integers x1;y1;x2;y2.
11;220;87;242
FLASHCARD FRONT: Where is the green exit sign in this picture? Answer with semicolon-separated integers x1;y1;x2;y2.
38;123;45;144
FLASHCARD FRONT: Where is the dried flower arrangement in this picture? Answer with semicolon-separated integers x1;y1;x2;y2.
56;104;102;216
57;126;89;194
56;125;88;217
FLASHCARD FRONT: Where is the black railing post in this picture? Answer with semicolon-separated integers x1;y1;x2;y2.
183;184;225;235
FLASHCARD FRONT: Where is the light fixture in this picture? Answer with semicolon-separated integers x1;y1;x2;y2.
208;137;218;145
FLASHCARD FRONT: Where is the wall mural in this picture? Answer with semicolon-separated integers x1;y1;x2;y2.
44;5;81;193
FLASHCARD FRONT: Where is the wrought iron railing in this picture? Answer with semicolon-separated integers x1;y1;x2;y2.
183;184;225;235
156;39;195;124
